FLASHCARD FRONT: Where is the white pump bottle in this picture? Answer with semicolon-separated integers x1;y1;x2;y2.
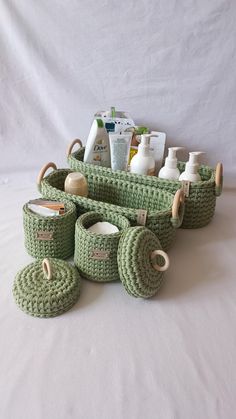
158;147;184;180
130;134;156;176
179;151;205;182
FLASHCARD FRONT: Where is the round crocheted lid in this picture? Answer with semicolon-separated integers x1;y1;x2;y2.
117;226;170;298
13;258;80;318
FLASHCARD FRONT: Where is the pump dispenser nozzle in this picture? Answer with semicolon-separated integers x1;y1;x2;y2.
179;151;205;182
140;133;155;147
158;147;184;180
166;147;184;168
188;151;205;166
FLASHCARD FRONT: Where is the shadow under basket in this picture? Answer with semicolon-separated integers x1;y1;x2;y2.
67;139;223;229
37;163;185;251
23;200;77;259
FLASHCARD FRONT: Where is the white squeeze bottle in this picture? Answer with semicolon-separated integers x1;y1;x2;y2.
179;151;205;182
84;119;110;167
158;147;184;180
130;134;156;176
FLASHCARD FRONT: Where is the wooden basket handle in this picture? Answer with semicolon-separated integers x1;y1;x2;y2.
215;162;223;196
171;189;185;227
151;250;170;272
37;162;57;188
67;139;83;158
42;258;53;280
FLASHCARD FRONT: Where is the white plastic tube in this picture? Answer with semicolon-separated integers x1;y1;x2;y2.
109;132;132;171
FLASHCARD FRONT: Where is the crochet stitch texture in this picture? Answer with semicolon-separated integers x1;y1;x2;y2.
13;258;80;317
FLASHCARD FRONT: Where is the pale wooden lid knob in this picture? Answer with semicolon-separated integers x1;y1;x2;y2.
42;259;53;280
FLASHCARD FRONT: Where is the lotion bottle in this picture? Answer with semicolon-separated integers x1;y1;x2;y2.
130;134;156;176
84;119;110;167
179;151;205;182
158;147;184;180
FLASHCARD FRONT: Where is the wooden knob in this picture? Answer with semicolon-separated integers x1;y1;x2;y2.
42;259;53;280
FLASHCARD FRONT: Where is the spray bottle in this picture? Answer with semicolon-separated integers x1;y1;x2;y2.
179;152;205;182
130;134;156;176
158;147;184;180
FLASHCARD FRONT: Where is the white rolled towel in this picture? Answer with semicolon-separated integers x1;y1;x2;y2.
87;221;119;234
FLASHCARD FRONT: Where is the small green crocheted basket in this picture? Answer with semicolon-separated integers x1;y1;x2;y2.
67;140;223;229
23;199;77;259
74;211;130;282
38;163;185;251
13;258;80;317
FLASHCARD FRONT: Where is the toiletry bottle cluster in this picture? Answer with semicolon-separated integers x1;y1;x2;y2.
83;107;205;182
83;107;166;174
159;148;205;181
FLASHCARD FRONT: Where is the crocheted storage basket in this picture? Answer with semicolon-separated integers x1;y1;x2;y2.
74;211;130;282
37;163;185;251
67;139;223;229
13;258;80;318
23;197;77;259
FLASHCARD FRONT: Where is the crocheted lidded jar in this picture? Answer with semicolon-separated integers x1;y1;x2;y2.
74;212;170;298
13;258;80;317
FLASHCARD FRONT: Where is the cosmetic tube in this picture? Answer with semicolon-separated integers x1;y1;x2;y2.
109;132;132;171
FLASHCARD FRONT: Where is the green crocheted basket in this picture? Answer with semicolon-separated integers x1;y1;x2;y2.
67;140;223;229
117;226;170;298
23;199;77;259
74;211;130;282
13;258;80;317
38;163;185;251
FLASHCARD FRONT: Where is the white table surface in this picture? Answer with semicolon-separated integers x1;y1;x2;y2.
0;176;235;419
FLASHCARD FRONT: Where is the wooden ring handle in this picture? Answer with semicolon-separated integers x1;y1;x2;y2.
172;189;185;219
151;250;170;272
215;162;223;188
67;139;83;158
37;162;57;187
42;258;52;280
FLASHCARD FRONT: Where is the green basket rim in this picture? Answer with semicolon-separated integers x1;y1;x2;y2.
23;199;76;221
69;148;216;189
76;211;130;239
40;168;175;220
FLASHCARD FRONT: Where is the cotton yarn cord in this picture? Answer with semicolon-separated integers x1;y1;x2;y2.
39;167;181;251
68;145;222;229
23;200;77;259
74;211;130;282
117;227;166;298
13;258;80;318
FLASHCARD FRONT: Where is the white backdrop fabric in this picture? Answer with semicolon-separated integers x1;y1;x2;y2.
0;0;236;183
0;1;236;419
